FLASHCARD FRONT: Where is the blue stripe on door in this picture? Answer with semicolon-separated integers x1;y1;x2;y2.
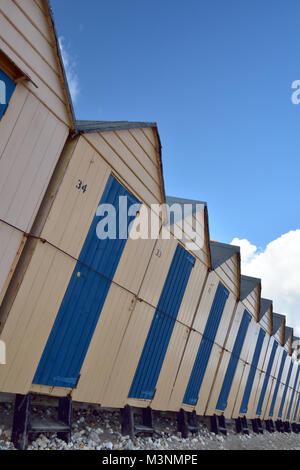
239;328;266;414
0;69;16;120
286;366;300;421
278;360;294;418
183;282;229;405
268;350;287;417
256;340;278;415
33;175;140;387
216;310;251;411
128;244;195;400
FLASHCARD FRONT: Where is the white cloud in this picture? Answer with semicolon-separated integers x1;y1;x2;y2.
231;230;300;337
58;37;80;103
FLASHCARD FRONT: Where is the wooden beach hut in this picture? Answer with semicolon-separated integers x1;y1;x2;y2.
0;0;74;306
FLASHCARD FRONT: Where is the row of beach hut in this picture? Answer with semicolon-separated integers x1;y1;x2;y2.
0;0;299;448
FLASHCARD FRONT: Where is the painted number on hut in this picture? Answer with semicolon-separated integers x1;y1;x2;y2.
76;180;88;193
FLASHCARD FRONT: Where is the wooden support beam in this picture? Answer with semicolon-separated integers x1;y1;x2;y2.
11;393;31;450
210;414;227;435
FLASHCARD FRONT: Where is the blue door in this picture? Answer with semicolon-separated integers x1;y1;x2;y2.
256;340;278;415
128;244;195;399
0;69;15;120
268;350;287;417
216;310;251;411
278;360;294;419
240;328;266;414
183;282;229;405
33;175;140;387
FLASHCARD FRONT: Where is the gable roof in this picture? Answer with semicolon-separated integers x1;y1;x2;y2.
209;241;240;270
75;119;166;208
240;274;261;301
284;326;293;345
45;0;76;129
272;312;285;336
259;298;272;321
163;196;211;266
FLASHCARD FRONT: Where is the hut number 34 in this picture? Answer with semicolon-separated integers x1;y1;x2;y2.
76;179;88;193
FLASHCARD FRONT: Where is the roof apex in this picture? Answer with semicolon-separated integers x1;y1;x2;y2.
240;274;261;301
272;312;286;335
259;298;272;321
209;241;240;270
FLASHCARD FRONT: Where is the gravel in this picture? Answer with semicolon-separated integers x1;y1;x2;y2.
0;402;299;450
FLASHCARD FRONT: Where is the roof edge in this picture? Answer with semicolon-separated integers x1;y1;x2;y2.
45;0;76;130
75;120;158;134
240;274;261;301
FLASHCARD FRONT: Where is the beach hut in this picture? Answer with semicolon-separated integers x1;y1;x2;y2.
0;0;74;306
0;120;165;404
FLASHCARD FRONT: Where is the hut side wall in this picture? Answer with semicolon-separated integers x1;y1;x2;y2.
0;0;71;304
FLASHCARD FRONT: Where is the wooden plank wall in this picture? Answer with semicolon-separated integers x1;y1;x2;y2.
260;306;272;335
0;127;169;398
242;285;260;321
166;255;239;415
0;83;68;304
0;0;71;303
0;0;71;125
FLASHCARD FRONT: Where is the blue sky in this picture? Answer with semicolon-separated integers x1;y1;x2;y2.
51;0;300;250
